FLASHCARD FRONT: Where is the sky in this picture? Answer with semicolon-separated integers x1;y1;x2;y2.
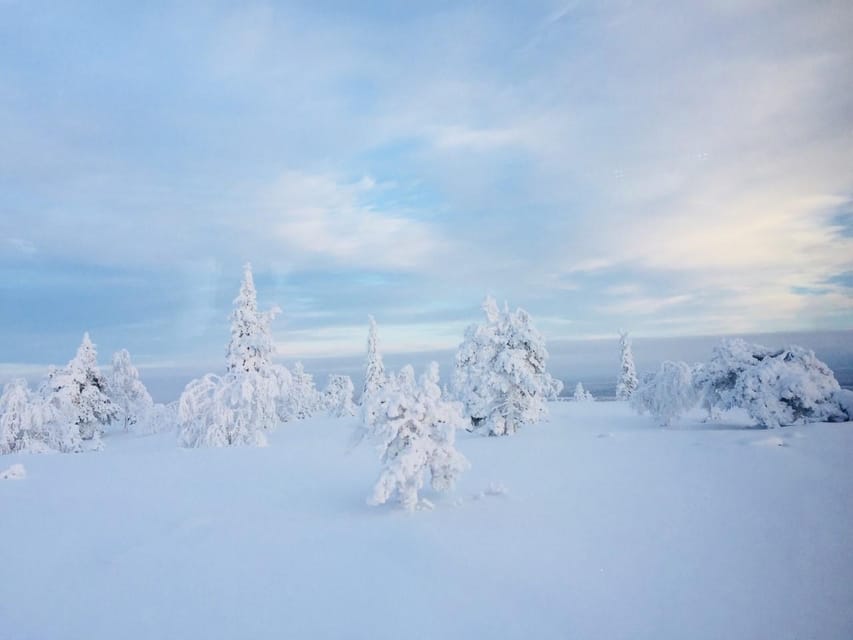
1;0;852;382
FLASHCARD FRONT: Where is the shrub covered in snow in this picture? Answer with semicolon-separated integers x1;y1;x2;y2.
695;338;847;428
631;361;698;427
109;349;154;431
616;330;639;400
178;264;280;447
573;382;595;402
324;374;356;417
285;362;321;420
453;296;563;436
365;363;469;510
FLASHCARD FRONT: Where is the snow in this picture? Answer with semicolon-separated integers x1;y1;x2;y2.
2;402;852;639
0;462;25;480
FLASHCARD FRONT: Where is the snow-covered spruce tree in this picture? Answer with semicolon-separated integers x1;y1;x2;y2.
361;315;386;421
178;264;280;448
109;349;154;431
616;330;639;400
366;362;469;510
453;296;563;436
38;333;118;451
695;338;847;428
631;361;698;427
573;382;595;402
324;374;356;417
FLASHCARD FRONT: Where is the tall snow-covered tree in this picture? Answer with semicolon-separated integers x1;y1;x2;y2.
109;349;154;431
226;263;280;375
631;361;698;426
362;315;385;401
178;265;281;447
616;331;639;400
366;362;469;510
324;374;356;417
453;296;563;436
39;333;117;451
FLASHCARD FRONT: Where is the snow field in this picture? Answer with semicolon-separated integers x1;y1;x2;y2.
1;401;852;640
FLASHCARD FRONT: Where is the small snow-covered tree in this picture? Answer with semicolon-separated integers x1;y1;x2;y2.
178;264;281;447
366;362;469;510
109;349;154;431
0;379;35;454
271;364;294;422
324;374;356;417
631;360;698;427
616;331;639;400
573;382;595;402
286;361;320;420
695;338;846;428
453;296;563;436
38;333;117;451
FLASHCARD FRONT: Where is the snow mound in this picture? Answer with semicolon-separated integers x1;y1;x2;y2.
0;463;26;480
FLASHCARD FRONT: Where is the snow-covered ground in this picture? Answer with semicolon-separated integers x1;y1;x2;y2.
2;402;852;640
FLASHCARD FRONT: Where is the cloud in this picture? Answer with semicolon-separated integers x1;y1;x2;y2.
258;171;441;270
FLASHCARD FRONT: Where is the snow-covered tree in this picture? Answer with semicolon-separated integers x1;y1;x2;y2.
38;333;117;451
631;361;698;427
178;265;281;447
0;379;36;454
226;263;280;375
108;349;154;431
361;315;386;425
366;362;469;510
616;330;639;400
271;364;294;422
453;296;563;436
178;374;273;447
286;362;321;420
324;374;356;417
573;381;595;402
694;338;847;428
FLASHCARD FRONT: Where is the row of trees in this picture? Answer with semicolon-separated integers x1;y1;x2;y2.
630;338;853;428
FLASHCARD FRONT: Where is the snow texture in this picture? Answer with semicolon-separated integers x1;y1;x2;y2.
2;402;852;640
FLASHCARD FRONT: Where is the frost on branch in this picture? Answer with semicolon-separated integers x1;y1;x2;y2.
365;363;469;511
453;296;562;436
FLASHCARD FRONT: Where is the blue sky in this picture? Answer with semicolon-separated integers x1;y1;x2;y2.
1;0;852;373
